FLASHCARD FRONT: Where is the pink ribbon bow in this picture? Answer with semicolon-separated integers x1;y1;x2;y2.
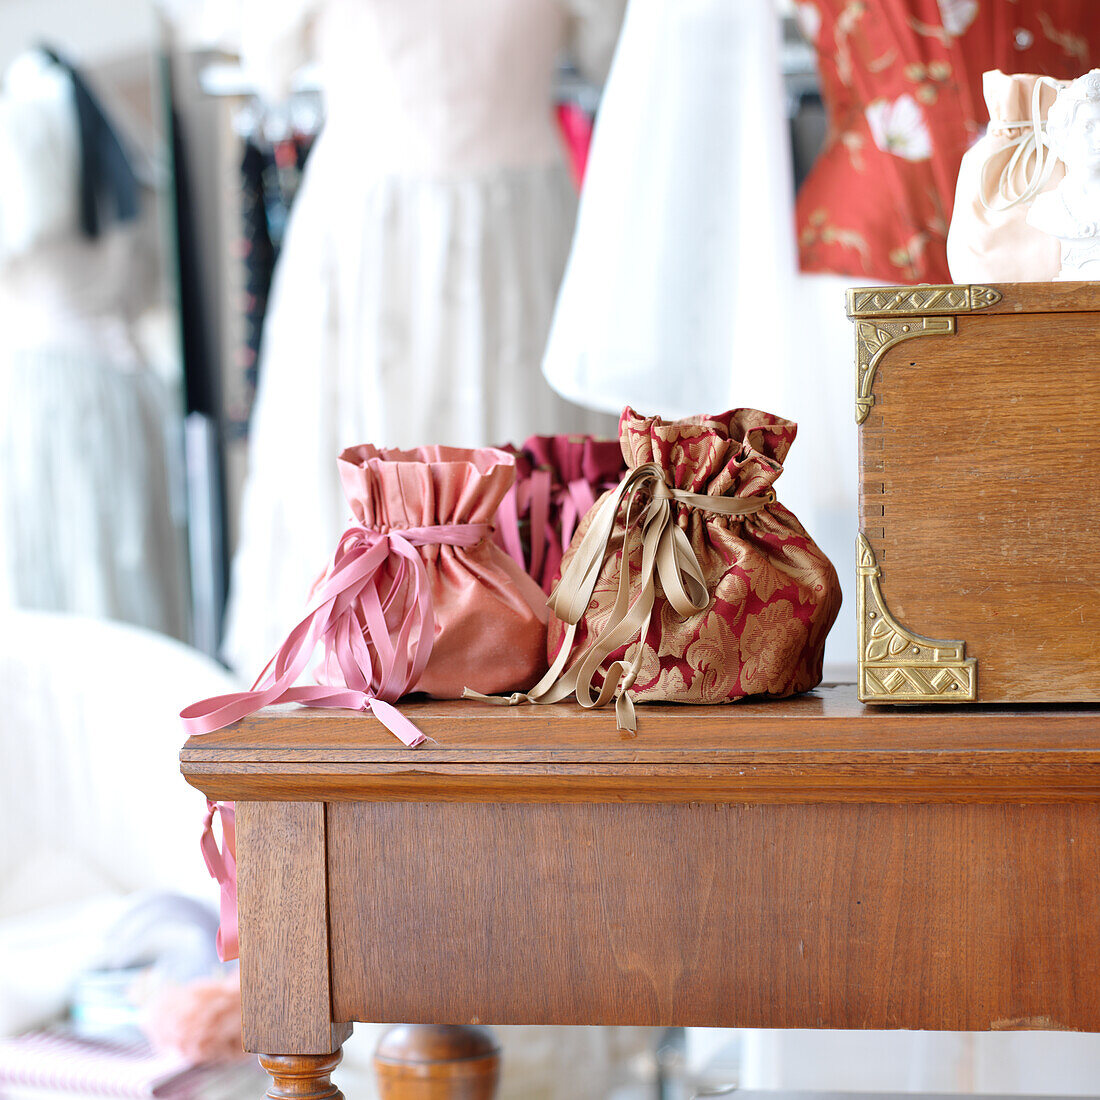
545;477;600;588
181;521;493;747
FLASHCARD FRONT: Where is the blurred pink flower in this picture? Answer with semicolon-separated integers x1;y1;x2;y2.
140;972;246;1064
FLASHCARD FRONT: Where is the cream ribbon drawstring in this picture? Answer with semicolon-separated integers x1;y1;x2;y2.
464;462;774;732
981;76;1066;212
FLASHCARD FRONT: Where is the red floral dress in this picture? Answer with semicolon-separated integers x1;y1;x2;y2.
795;0;1100;283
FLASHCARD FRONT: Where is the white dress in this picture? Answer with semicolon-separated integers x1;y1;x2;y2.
540;0;859;674
224;0;621;677
542;0;796;419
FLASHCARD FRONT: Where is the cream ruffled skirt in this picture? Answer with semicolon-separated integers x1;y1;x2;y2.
224;138;613;678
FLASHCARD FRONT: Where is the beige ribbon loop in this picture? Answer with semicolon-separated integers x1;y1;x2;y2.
463;463;775;731
980;76;1066;213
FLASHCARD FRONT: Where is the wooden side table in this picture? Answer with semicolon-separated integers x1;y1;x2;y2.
180;684;1100;1098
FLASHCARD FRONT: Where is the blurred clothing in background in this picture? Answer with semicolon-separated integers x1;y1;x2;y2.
223;0;622;678
0;49;187;640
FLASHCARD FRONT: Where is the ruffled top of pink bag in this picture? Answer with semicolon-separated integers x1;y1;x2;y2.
619;407;796;496
338;445;515;528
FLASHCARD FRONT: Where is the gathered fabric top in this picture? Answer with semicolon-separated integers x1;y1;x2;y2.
984;70;1063;130
337;444;516;529
619;406;796;498
520;433;625;486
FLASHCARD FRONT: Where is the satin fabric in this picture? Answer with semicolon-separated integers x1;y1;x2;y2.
542;0;791;418
338;445;549;698
200;801;237;962
491;460;776;732
948;71;1065;283
493;433;626;594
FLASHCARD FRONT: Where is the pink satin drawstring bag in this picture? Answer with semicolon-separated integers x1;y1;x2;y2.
184;445;549;959
182;445;549;749
185;442;554;959
494;435;627;594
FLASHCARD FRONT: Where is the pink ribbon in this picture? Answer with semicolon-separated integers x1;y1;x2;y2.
200;800;238;961
181;521;494;747
544;478;599;589
496;482;526;573
498;471;609;593
497;468;552;578
529;469;554;583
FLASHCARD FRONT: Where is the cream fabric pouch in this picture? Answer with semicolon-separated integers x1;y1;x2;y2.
948;71;1066;283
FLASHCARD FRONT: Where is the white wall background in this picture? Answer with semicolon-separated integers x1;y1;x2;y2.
0;0;158;70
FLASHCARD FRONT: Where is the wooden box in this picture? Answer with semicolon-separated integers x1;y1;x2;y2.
850;282;1100;704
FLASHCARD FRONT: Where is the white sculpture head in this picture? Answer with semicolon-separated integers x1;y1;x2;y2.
1026;67;1100;278
1047;69;1100;179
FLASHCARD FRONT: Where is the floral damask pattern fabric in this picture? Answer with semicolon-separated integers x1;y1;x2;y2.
795;0;1100;283
547;409;842;706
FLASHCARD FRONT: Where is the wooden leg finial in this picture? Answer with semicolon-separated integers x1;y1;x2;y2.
374;1024;501;1099
259;1052;344;1100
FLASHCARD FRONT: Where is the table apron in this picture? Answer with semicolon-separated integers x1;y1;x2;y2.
325;800;1100;1031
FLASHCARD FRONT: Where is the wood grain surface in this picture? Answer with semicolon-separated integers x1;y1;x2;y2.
258;1053;344;1100
859;292;1100;702
180;684;1100;803
327;800;1100;1031
182;690;1100;1051
374;1026;501;1100
236;802;352;1055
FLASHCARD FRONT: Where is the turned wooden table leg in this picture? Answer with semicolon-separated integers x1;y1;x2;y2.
373;1024;501;1099
259;1053;344;1100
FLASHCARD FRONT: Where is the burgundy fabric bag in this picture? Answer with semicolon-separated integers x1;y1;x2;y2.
470;409;842;732
494;434;627;593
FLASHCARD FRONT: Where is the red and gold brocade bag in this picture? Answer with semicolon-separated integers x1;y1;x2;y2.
469;408;842;730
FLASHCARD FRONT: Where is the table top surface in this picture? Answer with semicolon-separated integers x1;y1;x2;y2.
182;682;1100;762
180;683;1100;804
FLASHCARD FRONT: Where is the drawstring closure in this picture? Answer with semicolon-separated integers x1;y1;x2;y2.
181;521;495;747
497;467;608;592
465;462;775;732
981;76;1066;212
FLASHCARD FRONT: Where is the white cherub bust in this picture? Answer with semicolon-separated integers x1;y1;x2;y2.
1028;69;1100;280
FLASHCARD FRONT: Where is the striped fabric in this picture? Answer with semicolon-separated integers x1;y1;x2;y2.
0;1029;212;1098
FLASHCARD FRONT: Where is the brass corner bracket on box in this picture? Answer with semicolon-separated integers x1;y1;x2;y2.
857;533;977;704
848;284;1002;424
